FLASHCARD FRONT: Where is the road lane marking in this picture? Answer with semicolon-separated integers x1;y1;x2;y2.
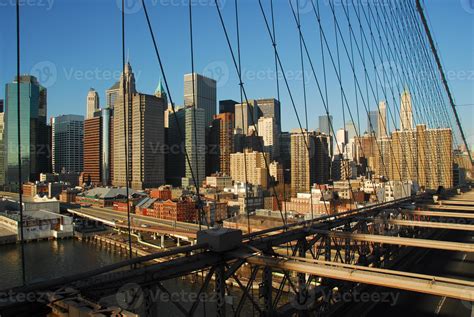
435;296;447;315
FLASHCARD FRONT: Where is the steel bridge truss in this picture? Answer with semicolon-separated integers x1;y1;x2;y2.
2;190;473;316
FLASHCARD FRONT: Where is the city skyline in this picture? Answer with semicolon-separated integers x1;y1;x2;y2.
0;2;472;316
0;1;472;147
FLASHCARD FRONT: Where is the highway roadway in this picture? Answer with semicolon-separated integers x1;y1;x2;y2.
366;228;474;316
68;205;201;239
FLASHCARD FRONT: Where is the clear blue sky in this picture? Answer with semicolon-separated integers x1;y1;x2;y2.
0;0;473;148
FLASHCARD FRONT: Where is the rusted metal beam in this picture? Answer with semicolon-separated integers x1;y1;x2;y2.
387;219;474;231
246;255;474;301
402;210;474;219
312;230;474;253
425;204;474;212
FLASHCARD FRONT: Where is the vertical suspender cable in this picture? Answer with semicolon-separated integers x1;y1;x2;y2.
121;0;133;261
295;0;314;220
234;0;251;234
188;0;206;230
415;0;472;165
140;0;208;233
16;0;26;286
270;0;288;227
214;0;286;226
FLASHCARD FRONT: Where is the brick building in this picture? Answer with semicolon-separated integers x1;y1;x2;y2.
154;199;197;223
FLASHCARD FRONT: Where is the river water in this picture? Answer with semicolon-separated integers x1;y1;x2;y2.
0;239;254;316
0;239;125;290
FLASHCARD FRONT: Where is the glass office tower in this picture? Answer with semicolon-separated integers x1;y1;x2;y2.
5;75;50;189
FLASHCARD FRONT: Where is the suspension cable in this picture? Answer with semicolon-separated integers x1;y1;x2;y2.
258;0;332;216
415;0;472;164
214;0;288;226
121;0;133;261
140;0;208;231
188;0;207;230
16;0;26;286
234;0;251;234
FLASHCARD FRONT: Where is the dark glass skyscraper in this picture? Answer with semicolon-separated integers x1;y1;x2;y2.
318;115;333;135
5;76;51;188
256;98;281;132
219;99;238;115
367;110;378;136
51;114;84;173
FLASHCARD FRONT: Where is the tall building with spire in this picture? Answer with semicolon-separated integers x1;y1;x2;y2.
155;79;167;104
400;89;413;131
113;63;166;189
86;88;100;119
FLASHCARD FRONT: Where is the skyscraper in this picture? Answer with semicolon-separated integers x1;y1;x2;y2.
113;63;166;189
354;132;377;174
219;99;238;114
182;107;206;188
184;73;216;126
279;131;291;183
51;114;84;173
314;132;331;185
389;125;452;189
101;108;113;185
319;115;333;135
211;113;234;175
86;88;100;119
258;116;279;160
233;131;264;153
400;89;413;131
335;128;348;156
166;107;186;186
367;110;378;136
106;82;120;109
235;100;259;135
83;116;102;185
0;111;5;186
256;98;281;132
290;129;330;196
378;100;388;138
416;125;452;189
346;120;357;140
376;136;392;178
391;130;417;182
230;150;268;188
5;75;51;188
